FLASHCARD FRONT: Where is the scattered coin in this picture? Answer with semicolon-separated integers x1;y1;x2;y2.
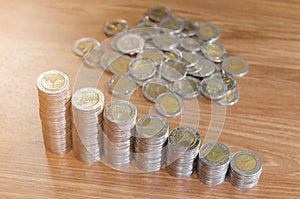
215;89;239;106
173;76;201;99
72;37;100;57
108;55;131;74
142;78;170;102
82;46;106;67
155;93;183;117
163;49;183;61
129;57;156;80
160;59;187;82
197;23;220;42
159;17;184;34
100;51;122;71
138;47;164;66
116;33;145;55
181;51;200;67
200;76;227;100
201;41;227;63
108;74;136;97
146;5;172;22
103;19;129;36
152;34;179;51
222;56;249;77
191;59;217;77
181;19;199;37
180;37;202;52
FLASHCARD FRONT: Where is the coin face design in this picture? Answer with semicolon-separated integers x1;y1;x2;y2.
216;89;239;106
140;117;164;136
222;56;249;77
197;23;220;41
83;47;105;67
181;20;198;37
152;34;179;51
182;51;199;67
138;48;164;66
173;129;196;148
75;90;99;107
143;79;169;102
108;103;133;121
129;58;156;80
174;76;201;99
201;77;226;100
147;6;172;22
160;59;187;82
159;17;184;34
117;34;145;54
180;37;201;52
155;93;183;117
72;37;100;56
41;73;65;90
109;55;131;74
164;49;182;61
201;42;227;63
104;19;129;35
204;145;227;163
108;75;136;96
235;154;258;172
72;88;104;111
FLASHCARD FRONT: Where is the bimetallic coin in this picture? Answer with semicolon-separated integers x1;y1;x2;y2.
37;70;69;94
169;126;200;150
82;46;106;67
215;89;239;106
152;34;179;51
181;19;199;37
201;41;227;63
164;49;183;61
180;37;202;52
147;5;172;22
105;100;137;124
129;57;156;80
72;87;104;112
222;73;237;92
142;78;170;102
155;93;183;117
100;51;121;71
174;76;201;99
116;33;145;55
72;37;100;57
197;23;220;41
136;16;157;27
136;114;169;139
186;60;204;75
160;59;187;82
103;19;129;36
159;17;184;34
222;56;249;77
108;74;136;97
138;47;164;66
108;55;131;74
181;51;199;67
191;59;216;77
201;76;227;100
133;26;160;40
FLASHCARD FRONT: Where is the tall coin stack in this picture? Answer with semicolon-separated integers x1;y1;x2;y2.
228;150;262;189
36;70;72;154
103;100;137;166
166;126;201;178
72;87;105;163
196;142;230;185
134;114;169;172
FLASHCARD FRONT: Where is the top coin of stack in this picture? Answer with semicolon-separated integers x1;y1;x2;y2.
36;70;72;154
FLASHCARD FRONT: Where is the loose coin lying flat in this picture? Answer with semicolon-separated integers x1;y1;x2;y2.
82;46;106;67
155;93;183;117
108;55;131;74
142;78;170;102
103;19;129;36
100;51;121;71
159;17;184;34
215;89;239;106
152;34;179;51
180;37;202;52
164;49;183;61
72;37;100;57
129;57;156;80
160;59;187;82
197;23;220;42
181;51;199;67
108;74;136;97
174;76;201;99
181;19;199;37
147;5;172;22
116;33;145;55
201;41;227;63
222;56;249;77
138;47;164;66
191;59;216;77
201;76;227;100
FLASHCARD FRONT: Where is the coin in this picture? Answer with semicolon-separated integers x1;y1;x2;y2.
108;74;136;97
72;37;100;57
82;46;106;67
181;51;199;67
196;23;220;41
180;37;202;52
116;33;145;55
222;56;249;77
201;76;227;100
159;59;187;82
108;55;131;74
133;26;160;40
215;89;239;106
228;150;262;189
103;19;129;36
201;41;227;63
152;34;179;51
191;59;216;77
181;19;199;37
147;5;172;22
136;15;157;27
100;51;121;71
163;49;183;61
159;17;184;34
129;57;156;80
174;76;201;99
142;78;170;102
186;60;204;75
138;47;164;66
155;93;183;117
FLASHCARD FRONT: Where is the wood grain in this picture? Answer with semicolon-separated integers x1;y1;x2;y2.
0;0;299;198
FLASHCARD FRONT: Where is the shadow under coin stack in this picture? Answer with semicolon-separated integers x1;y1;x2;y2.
228;150;262;189
134;114;169;172
72;88;105;163
103;100;137;166
166;126;201;178
196;142;230;186
36;70;72;154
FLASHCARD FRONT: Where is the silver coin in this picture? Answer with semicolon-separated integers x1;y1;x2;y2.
159;59;187;82
82;46;106;68
116;33;145;55
222;56;249;77
173;76;201;99
180;37;202;52
155;93;183;117
215;89;239;106
159;17;184;34
196;23;220;42
129;57;156;81
201;41;227;63
152;34;179;51
146;5;172;22
200;76;227;100
72;37;100;57
107;74;136;97
103;19;129;36
142;78;170;102
181;19;199;37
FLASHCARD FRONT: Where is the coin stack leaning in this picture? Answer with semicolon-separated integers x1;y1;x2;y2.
228;150;262;189
72;87;105;163
103;100;137;166
134;114;169;172
36;70;72;154
166;126;201;178
196;142;230;185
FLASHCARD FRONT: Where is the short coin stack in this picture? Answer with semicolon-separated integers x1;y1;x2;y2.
166;126;201;178
103;100;137;166
134;114;169;172
72;87;105;163
36;70;72;154
228;150;262;189
196;142;230;185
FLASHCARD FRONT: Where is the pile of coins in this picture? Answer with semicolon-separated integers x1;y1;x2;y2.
72;87;105;163
36;70;72;154
134;114;169;172
228;150;262;189
196;142;230;185
166;126;201;178
102;100;137;166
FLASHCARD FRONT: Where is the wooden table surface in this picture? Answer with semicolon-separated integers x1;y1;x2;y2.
0;0;299;198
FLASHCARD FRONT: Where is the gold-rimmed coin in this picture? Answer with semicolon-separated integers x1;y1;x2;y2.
104;19;129;36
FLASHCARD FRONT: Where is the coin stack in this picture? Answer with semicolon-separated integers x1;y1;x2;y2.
166;126;201;178
228;150;262;189
36;70;72;154
134;114;169;172
196;142;230;186
72;87;105;163
103;100;137;166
